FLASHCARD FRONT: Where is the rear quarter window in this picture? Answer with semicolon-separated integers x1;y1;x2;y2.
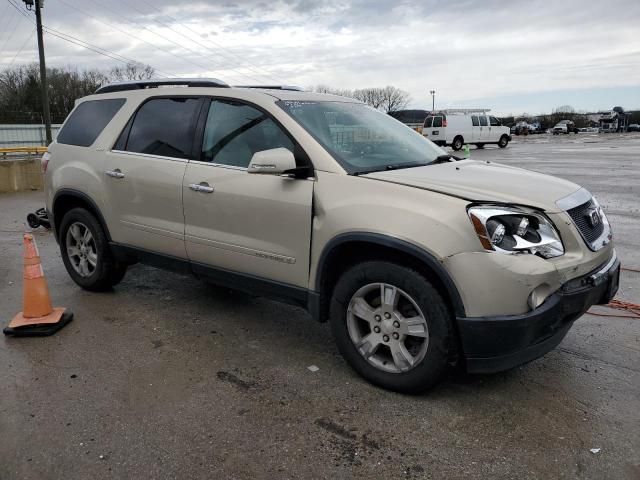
57;98;126;147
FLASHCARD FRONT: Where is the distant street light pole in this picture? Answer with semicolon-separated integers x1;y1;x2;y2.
429;90;436;112
23;0;52;145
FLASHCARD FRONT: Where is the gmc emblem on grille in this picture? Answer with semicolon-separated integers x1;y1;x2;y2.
586;208;601;227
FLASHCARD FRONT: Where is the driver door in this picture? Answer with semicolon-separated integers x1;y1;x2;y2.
182;98;314;288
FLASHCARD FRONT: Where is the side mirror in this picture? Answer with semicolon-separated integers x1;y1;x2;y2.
247;148;296;175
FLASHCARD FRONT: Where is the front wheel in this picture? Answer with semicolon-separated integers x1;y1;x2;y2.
59;208;127;291
498;135;509;148
329;261;453;393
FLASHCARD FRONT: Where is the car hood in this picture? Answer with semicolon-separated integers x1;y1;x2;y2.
362;160;582;212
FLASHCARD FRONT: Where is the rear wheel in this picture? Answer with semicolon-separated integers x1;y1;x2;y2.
329;261;453;393
59;208;126;291
498;135;509;148
452;136;464;151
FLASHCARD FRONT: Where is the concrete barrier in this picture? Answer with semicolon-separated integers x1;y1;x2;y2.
0;156;43;192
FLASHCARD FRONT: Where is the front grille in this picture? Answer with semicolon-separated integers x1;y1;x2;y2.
567;200;605;244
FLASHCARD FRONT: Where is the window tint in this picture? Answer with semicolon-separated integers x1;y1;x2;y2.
424;116;433;128
201;100;293;168
490;116;501;126
125;98;201;159
433;116;443;128
479;116;488;126
471;115;479;127
57;99;125;147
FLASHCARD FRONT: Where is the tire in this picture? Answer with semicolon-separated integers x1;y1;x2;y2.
498;135;509;148
476;143;485;149
329;261;453;394
59;207;126;291
451;136;464;151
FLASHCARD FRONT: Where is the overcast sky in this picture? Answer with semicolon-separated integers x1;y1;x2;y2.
1;0;639;115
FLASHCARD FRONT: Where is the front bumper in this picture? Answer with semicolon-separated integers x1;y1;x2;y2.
457;254;620;373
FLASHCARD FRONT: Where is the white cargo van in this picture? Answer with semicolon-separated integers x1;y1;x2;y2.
422;109;511;150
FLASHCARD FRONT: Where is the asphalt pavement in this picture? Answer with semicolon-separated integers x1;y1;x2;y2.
1;133;639;479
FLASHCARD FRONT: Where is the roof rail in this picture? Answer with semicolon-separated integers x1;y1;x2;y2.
236;85;304;91
95;78;229;94
441;108;491;114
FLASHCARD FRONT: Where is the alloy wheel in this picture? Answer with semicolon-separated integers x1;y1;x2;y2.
65;221;98;277
346;283;429;373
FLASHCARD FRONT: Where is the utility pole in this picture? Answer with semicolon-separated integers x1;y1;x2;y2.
429;90;436;112
23;0;52;145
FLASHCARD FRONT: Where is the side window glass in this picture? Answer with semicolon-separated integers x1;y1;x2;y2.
424;116;433;128
479;116;488;126
201;100;293;168
125;98;201;159
490;116;500;126
471;115;479;127
433;116;443;128
57;98;125;147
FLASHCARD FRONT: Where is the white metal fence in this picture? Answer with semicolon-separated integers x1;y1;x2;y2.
0;124;62;148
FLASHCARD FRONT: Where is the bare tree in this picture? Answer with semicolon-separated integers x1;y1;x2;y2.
379;86;411;114
352;88;385;109
314;84;350;96
109;63;155;81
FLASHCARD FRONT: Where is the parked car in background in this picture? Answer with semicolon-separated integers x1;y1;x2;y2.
421;109;511;150
553;120;579;134
627;124;640;132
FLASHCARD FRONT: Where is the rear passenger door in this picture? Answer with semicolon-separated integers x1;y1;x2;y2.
104;97;203;259
182;98;314;288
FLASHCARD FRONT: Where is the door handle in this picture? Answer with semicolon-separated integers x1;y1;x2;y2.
105;168;125;179
189;182;214;193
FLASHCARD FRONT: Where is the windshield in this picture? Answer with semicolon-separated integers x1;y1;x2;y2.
277;100;446;174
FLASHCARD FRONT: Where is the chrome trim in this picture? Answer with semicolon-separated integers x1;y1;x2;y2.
110;150;189;163
555;187;591;211
582;197;612;252
188;159;247;171
189;183;214;193
588;251;617;287
105;169;125;179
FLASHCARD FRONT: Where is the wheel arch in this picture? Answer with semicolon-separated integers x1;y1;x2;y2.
52;189;112;243
312;232;466;322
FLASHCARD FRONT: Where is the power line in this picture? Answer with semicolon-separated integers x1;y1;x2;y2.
136;0;288;84
79;0;257;84
109;0;277;84
5;0;174;77
0;7;21;57
8;27;35;67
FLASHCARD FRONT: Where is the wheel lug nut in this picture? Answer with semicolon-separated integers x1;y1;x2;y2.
393;321;400;328
384;312;391;319
383;335;389;342
374;315;381;322
373;326;380;333
392;332;399;340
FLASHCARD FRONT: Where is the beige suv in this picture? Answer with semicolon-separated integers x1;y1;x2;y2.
44;79;619;393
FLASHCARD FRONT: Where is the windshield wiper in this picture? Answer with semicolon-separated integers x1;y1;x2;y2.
353;162;430;175
428;154;462;165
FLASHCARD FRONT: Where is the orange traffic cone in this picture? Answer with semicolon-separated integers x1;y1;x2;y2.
3;233;73;337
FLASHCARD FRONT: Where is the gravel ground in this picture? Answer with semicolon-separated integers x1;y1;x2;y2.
1;133;639;479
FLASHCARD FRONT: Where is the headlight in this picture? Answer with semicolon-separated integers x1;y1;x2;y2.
468;205;564;258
